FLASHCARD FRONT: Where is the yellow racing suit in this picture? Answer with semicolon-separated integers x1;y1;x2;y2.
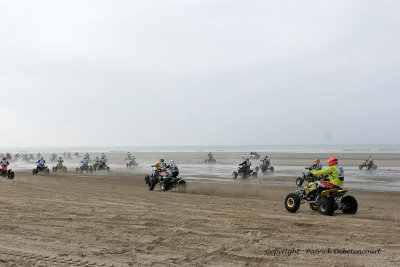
311;164;343;186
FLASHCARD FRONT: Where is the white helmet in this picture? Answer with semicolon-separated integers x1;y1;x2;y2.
170;160;174;164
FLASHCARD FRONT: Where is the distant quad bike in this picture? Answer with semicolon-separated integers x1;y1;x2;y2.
95;162;110;172
32;166;50;175
204;157;216;163
1;166;14;179
259;161;274;173
232;166;258;179
126;159;138;168
242;152;260;160
52;162;67;172
76;165;93;173
285;181;357;216
295;167;327;187
359;161;377;170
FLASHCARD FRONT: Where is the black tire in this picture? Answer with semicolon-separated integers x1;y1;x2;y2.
126;163;129;168
285;193;301;213
373;165;377;170
359;165;363;170
148;177;156;191
106;167;110;172
269;166;274;172
45;168;50;174
232;172;238;179
318;197;335;216
296;177;304;187
76;167;79;172
178;180;187;191
252;172;257;177
8;172;14;179
309;203;318;211
145;175;150;184
160;181;169;191
341;196;358;214
32;169;36;175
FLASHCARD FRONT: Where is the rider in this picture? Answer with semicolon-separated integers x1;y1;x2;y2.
239;158;251;173
37;157;46;169
152;158;166;170
57;157;64;165
310;158;322;170
208;152;213;159
263;155;270;166
166;160;179;178
1;156;9;172
366;155;373;165
81;157;89;167
311;157;344;187
127;152;132;160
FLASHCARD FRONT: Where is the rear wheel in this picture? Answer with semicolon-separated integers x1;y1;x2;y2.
341;195;358;214
296;177;303;187
285;193;300;213
318;197;335;216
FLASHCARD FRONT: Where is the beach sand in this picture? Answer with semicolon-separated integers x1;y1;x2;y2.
1;168;399;266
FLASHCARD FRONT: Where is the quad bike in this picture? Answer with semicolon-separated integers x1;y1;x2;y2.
52;162;67;172
145;168;186;192
32;165;50;175
242;152;260;160
295;167;326;187
95;162;110;172
75;164;93;173
145;168;165;190
1;166;14;179
126;159;138;168
359;161;377;170
232;165;258;179
284;180;357;216
204;157;216;163
259;160;274;173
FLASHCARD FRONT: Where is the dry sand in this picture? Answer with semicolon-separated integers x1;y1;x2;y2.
1;171;399;266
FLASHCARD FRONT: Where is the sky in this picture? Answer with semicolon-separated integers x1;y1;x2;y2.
0;0;399;147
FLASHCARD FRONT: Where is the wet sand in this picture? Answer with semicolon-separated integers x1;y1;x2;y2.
1;170;399;266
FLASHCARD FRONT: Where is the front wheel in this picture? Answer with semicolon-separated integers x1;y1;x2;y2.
285;193;301;213
148;177;156;190
160;181;169;191
341;195;358;214
269;166;274;172
8;172;14;179
296;177;303;187
232;171;238;179
145;175;150;184
359;165;363;170
252;172;257;177
318;197;335;216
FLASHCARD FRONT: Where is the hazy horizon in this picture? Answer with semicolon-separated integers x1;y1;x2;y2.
1;0;399;147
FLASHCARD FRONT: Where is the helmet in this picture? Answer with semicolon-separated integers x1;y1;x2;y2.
328;157;338;166
170;160;174;164
246;158;250;161
2;157;6;160
40;157;44;160
160;158;164;162
315;158;320;163
59;157;62;159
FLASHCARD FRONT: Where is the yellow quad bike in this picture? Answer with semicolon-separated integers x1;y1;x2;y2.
285;181;358;216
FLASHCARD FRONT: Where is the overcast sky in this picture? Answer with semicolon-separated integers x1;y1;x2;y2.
0;0;399;147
